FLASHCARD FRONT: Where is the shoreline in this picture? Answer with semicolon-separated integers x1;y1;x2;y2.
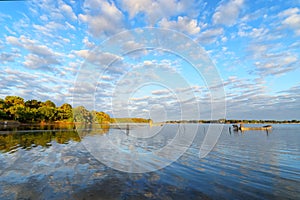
1;120;300;127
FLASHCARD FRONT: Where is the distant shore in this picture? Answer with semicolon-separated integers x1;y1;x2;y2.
1;120;299;128
164;119;300;124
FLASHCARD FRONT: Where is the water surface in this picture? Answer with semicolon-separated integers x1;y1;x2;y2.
0;124;299;199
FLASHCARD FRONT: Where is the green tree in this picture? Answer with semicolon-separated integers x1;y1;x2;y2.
38;106;56;122
0;96;111;123
0;109;6;119
0;98;5;109
73;106;92;123
0;98;7;119
25;99;42;109
57;103;73;121
6;104;26;121
36;100;58;122
3;96;25;120
4;96;24;107
43;100;56;108
93;111;110;124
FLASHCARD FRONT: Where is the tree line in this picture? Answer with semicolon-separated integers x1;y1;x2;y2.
110;118;152;123
0;96;110;124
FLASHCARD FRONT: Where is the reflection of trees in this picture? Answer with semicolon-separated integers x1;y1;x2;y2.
0;129;81;153
0;123;113;153
75;123;110;137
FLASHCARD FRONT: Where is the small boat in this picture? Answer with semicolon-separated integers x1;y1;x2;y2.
232;124;272;131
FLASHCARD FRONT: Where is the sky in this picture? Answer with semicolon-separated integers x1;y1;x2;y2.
0;0;299;121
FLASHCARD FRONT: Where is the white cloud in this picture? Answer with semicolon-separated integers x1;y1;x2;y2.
0;52;20;63
224;79;300;120
158;16;200;35
238;26;269;40
59;1;77;21
79;0;124;37
6;35;57;57
143;60;153;66
23;54;59;69
39;15;48;21
0;13;12;22
247;43;268;59
213;0;244;26
283;56;298;65
280;8;300;35
74;49;122;66
122;0;177;24
32;21;67;37
5;26;16;35
6;35;61;70
246;37;299;77
249;28;268;38
82;37;95;49
122;40;144;53
197;28;224;44
254;55;298;76
26;45;53;57
221;36;228;42
152;89;170;96
29;0;64;21
279;7;299;17
0;67;72;105
121;0;200;25
6;36;20;46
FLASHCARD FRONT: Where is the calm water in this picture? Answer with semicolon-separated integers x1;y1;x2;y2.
0;124;299;199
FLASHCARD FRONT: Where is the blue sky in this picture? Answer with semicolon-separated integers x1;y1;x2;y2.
0;0;299;121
